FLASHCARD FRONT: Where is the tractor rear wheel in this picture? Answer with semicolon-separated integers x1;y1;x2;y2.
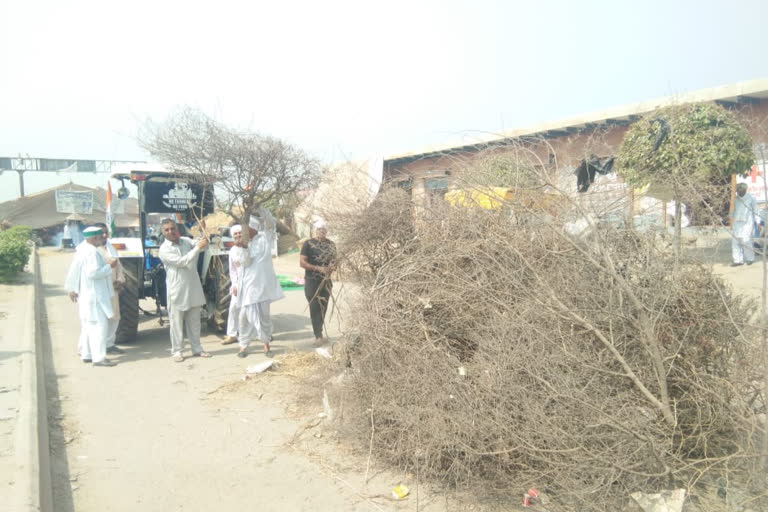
116;258;141;343
205;255;231;332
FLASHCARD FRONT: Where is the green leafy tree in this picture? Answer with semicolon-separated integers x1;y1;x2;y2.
617;102;754;255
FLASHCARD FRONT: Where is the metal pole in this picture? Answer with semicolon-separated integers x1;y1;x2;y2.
17;170;24;197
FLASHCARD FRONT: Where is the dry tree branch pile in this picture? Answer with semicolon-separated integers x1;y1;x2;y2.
326;142;768;510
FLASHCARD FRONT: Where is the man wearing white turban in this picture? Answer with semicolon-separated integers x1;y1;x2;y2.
230;207;284;357
64;226;118;366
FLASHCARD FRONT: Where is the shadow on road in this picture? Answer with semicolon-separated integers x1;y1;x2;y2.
40;292;75;512
272;313;311;332
41;283;68;298
683;238;732;265
111;324;173;364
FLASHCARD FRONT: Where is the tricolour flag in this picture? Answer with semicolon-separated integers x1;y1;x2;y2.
106;181;115;236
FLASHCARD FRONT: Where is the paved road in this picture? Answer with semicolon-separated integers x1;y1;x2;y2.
38;249;410;512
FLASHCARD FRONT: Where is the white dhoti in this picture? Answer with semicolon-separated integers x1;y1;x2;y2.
237;301;273;349
80;310;109;363
106;316;120;348
77;327;87;359
226;299;241;338
732;221;755;264
168;305;203;356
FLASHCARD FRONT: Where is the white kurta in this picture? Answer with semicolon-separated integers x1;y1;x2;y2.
159;237;206;312
97;241;125;321
64;241;85;294
732;192;758;264
65;242;114;362
240;209;284;307
228;245;250;309
77;243;115;322
225;244;248;338
229;208;283;347
98;240;125;347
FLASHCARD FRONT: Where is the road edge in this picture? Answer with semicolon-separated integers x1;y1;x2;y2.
13;248;53;512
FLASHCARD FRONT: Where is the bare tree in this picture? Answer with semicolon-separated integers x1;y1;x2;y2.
140;107;321;239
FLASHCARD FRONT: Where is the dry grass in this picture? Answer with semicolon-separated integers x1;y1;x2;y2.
320;141;768;511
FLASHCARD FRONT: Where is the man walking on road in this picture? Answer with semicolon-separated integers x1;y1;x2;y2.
64;226;118;367
731;183;758;267
94;222;126;353
158;218;212;362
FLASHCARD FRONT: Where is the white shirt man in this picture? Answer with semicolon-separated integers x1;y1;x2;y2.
93;223;126;353
731;183;758;266
64;226;118;366
158;219;212;362
235;208;284;358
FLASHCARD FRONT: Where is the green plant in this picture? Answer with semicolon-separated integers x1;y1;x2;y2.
617;102;753;186
617;102;754;256
0;226;32;282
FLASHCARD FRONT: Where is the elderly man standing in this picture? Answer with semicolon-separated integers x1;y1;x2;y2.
233;207;283;358
65;226;118;367
94;222;126;353
731;182;758;267
158;218;212;362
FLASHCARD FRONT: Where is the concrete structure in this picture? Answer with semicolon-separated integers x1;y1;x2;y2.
383;79;768;222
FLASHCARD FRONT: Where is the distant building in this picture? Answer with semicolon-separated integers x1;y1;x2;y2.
383;79;768;224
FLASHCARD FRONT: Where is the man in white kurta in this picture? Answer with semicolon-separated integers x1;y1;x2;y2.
94;222;126;353
158;219;212;362
64;227;118;366
65;240;88;360
235;207;284;357
731;183;758;266
222;224;248;345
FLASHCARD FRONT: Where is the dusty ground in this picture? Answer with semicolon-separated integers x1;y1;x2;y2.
39;248;453;512
0;269;33;510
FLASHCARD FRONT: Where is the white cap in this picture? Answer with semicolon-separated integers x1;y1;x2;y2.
313;219;327;230
249;215;262;231
230;224;242;234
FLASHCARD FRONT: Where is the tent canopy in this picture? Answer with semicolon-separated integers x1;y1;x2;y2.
0;183;138;230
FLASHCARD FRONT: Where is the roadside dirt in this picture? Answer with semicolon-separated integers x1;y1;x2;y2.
0;269;33;510
37;234;768;512
40;249;452;512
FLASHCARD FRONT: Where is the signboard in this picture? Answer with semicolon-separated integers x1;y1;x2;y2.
111;198;126;214
143;181;214;215
55;190;94;214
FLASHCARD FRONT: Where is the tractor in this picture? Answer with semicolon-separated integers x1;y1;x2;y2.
107;169;233;343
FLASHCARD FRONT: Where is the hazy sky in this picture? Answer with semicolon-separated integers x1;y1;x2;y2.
0;0;766;201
